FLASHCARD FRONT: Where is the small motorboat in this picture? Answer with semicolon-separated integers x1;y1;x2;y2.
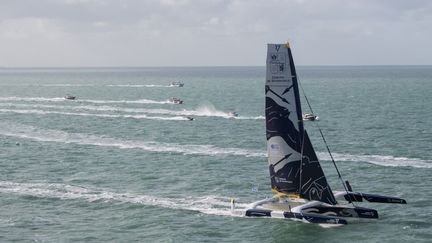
169;81;184;87
169;97;184;104
303;112;319;121
185;116;194;121
64;95;76;100
227;111;238;117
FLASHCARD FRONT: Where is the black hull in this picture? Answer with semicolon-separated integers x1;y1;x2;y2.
245;208;349;225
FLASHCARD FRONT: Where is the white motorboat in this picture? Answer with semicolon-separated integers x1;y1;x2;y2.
64;95;76;100
169;97;184;104
303;112;319;121
169;81;184;87
227;111;238;117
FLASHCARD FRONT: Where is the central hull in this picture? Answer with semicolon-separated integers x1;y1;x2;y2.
243;196;378;225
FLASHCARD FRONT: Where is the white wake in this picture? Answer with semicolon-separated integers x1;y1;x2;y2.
0;97;171;104
0;123;265;157
0;181;248;217
0;121;429;168
0;102;263;120
0;108;190;121
318;152;432;169
107;84;172;88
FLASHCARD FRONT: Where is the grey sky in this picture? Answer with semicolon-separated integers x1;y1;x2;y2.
1;0;431;67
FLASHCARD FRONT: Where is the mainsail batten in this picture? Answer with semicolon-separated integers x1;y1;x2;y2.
265;43;337;205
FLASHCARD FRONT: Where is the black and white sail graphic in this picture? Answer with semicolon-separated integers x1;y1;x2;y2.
266;43;336;205
300;130;337;204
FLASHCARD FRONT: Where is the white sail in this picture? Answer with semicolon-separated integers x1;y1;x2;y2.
266;43;304;193
265;43;336;205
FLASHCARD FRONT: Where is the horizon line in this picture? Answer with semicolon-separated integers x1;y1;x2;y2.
1;64;432;69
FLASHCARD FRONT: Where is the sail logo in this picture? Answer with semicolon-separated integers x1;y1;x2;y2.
269;53;285;63
268;52;287;79
275;177;290;183
271;63;286;74
270;144;280;151
275;45;281;52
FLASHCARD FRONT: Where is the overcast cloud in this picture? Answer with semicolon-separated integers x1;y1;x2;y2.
1;0;431;67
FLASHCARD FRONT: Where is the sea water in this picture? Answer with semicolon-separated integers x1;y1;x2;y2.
0;66;430;242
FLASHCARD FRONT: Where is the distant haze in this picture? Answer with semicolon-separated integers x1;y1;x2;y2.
1;0;431;67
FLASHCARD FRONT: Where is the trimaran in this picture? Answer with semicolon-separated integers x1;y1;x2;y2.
236;43;406;225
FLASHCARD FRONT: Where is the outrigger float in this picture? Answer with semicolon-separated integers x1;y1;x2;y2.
237;43;406;225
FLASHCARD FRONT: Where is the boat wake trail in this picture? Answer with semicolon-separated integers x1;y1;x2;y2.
191;105;264;120
0;97;170;104
0;97;66;102
318;152;432;169
80;99;171;104
107;84;172;88
39;84;95;87
0;121;428;168
0;102;264;120
2;84;174;88
0;181;247;217
0;123;265;157
0;108;189;121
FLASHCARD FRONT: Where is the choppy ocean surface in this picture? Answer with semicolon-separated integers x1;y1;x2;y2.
0;66;431;242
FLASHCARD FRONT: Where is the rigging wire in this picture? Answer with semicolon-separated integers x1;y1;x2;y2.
298;81;356;206
298;122;306;194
